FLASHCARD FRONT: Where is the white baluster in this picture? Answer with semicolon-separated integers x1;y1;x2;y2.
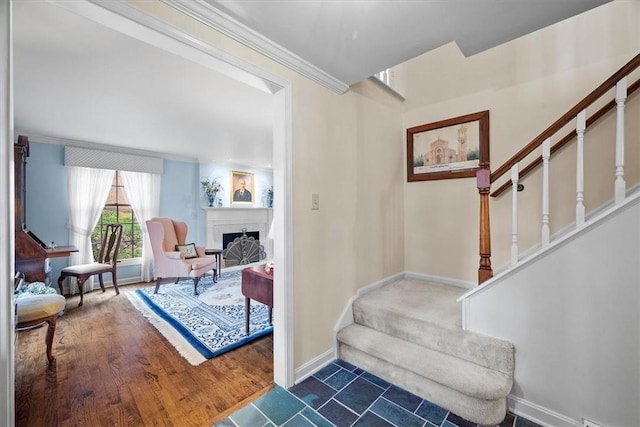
511;164;519;266
576;110;586;225
615;77;627;203
541;138;551;245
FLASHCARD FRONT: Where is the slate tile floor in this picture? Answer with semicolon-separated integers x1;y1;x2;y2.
214;359;542;427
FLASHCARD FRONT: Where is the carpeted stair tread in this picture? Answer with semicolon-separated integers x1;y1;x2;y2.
337;323;512;400
339;344;507;425
355;279;465;330
353;279;514;373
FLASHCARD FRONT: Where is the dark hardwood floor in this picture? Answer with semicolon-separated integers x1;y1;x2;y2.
15;283;273;427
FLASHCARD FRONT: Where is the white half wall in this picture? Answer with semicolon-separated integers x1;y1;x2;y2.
463;196;640;427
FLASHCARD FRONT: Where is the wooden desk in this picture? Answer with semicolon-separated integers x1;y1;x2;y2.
241;265;273;335
47;245;79;258
16;230;78;285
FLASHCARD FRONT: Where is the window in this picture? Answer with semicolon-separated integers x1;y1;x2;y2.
91;171;142;261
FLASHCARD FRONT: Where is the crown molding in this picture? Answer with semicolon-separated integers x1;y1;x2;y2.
161;0;349;94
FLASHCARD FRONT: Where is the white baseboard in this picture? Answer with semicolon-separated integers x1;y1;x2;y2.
404;271;475;290
357;272;405;297
293;348;334;384
508;395;581;427
112;277;145;287
62;276;144;295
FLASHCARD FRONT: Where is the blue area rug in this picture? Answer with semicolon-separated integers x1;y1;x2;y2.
127;270;272;365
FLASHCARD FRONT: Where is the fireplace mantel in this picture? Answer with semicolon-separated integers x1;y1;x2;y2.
203;207;273;260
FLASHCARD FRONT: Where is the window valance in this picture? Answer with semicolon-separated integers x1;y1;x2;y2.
64;146;163;174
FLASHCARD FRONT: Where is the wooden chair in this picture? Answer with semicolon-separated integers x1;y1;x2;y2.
57;223;123;306
15;273;66;364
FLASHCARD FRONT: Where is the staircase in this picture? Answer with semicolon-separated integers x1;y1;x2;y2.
337;53;640;426
336;278;514;425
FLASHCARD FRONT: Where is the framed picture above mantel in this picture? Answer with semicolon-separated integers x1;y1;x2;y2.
230;171;254;205
407;110;489;182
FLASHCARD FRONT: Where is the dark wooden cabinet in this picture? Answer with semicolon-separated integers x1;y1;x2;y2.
14;135;77;284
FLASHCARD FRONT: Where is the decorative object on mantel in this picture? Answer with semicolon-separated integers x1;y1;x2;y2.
264;186;274;208
200;176;223;207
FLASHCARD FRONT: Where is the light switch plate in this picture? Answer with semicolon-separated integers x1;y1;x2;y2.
311;193;319;210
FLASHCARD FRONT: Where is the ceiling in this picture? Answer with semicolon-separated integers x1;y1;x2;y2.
201;0;611;86
12;0;610;168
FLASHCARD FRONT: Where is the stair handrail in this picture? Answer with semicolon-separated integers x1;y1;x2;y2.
490;78;640;198
476;52;640;284
490;53;640;184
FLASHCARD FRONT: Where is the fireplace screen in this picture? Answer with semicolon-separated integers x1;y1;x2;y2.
222;228;266;266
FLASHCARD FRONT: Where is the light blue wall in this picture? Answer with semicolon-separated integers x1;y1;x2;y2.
24;142;70;282
199;164;273;208
23;141;273;284
159;159;203;244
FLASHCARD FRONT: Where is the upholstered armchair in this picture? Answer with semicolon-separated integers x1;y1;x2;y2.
146;217;217;295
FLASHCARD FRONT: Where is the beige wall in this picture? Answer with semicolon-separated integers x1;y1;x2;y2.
291;80;404;364
403;0;640;282
129;1;405;368
129;0;638;369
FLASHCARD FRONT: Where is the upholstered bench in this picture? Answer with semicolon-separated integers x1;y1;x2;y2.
16;293;66;364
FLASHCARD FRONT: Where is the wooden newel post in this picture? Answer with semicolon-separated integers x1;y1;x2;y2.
477;167;493;284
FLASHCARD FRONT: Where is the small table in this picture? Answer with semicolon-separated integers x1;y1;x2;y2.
204;248;222;282
241;265;273;335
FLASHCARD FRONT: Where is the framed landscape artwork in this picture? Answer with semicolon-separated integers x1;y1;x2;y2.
407;110;489;182
230;171;255;205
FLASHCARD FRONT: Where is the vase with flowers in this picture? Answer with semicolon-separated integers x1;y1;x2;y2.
264;186;274;208
201;177;223;207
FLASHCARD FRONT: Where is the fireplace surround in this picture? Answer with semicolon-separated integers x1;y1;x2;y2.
203;207;273;261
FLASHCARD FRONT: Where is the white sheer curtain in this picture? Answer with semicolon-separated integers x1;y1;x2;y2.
66;166;115;295
120;171;160;282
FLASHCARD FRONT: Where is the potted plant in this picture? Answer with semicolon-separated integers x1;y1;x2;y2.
201;177;223;207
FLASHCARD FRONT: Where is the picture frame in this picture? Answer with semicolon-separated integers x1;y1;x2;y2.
230;171;255;205
407;110;489;182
